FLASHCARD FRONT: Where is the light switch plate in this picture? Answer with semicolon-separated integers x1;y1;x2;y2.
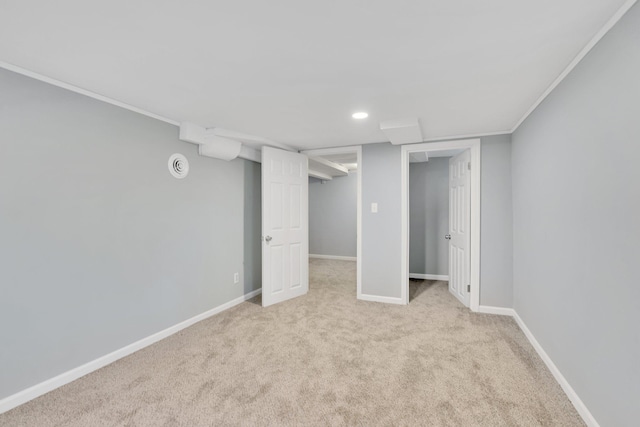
371;203;378;213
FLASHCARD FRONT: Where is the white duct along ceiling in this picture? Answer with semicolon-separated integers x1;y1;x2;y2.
179;122;294;162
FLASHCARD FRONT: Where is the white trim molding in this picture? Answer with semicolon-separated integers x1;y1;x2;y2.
400;139;481;310
473;307;601;426
477;306;516;316
0;288;262;415
512;312;600;427
422;130;510;143
510;0;637;133
4;0;636;154
409;273;449;281
0;61;179;126
0;62;262;164
358;294;405;305
309;254;357;261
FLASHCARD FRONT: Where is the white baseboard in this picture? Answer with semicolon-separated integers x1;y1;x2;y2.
0;288;262;415
474;306;599;426
357;293;405;305
309;254;357;261
512;312;599;427
1;287;599;427
409;273;449;281
477;305;515;316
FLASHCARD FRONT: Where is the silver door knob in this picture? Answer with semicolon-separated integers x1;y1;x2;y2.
265;235;272;242
445;234;451;240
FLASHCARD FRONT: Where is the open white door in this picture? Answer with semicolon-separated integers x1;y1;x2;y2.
448;149;471;307
262;147;309;307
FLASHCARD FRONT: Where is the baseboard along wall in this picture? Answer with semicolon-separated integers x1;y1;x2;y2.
309;254;357;261
511;312;600;427
409;273;449;281
477;305;599;427
2;290;599;426
477;305;516;316
357;293;405;305
0;288;262;415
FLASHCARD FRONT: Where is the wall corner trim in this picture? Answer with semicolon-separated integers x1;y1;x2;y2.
0;288;262;415
512;312;600;427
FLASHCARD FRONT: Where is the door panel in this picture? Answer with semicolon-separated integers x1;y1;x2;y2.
290;243;301;289
271;245;284;293
262;147;309;307
448;150;471;307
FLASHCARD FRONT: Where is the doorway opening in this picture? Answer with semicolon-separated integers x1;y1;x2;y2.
302;146;362;298
408;149;461;302
401;139;481;310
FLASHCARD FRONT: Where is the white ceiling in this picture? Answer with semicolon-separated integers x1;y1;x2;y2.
0;0;631;150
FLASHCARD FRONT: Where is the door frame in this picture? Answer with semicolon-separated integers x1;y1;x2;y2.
300;146;362;299
400;139;481;310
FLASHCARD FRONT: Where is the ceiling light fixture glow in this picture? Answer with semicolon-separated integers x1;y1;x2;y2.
352;112;368;119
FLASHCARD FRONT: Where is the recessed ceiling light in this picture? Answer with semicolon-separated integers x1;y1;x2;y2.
352;112;368;119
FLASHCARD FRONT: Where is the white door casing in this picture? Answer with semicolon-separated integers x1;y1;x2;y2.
300;146;362;300
448;149;471;307
261;147;309;307
400;139;480;310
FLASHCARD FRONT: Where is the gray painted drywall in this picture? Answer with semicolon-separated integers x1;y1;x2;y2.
409;158;449;276
360;136;512;305
479;135;513;307
511;5;640;426
0;68;261;399
361;143;402;298
309;172;357;257
243;161;262;293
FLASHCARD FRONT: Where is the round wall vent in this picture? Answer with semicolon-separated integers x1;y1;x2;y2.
168;153;189;179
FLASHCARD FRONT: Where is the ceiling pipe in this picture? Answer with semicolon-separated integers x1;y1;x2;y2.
179;122;243;161
179;122;293;163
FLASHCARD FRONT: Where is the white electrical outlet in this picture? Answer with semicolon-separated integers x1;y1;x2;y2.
233;272;239;284
371;202;378;213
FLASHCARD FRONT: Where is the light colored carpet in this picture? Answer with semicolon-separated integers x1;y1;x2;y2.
1;259;583;426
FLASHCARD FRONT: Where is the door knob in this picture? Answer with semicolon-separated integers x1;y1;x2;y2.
445;234;451;240
265;235;272;242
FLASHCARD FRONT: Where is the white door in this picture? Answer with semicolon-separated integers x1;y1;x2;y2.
448;150;471;307
262;147;309;307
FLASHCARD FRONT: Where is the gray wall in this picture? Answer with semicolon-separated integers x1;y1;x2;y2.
361;136;512;305
309;172;357;257
361;143;402;298
243;162;262;293
480;135;513;307
511;4;640;426
0;68;262;400
409;158;449;276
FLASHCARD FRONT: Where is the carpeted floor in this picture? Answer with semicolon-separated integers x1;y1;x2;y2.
0;259;584;426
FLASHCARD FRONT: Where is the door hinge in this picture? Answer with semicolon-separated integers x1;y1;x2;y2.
467;162;471;170
467;284;471;292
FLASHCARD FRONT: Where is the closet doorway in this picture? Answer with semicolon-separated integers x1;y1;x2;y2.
400;139;481;310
